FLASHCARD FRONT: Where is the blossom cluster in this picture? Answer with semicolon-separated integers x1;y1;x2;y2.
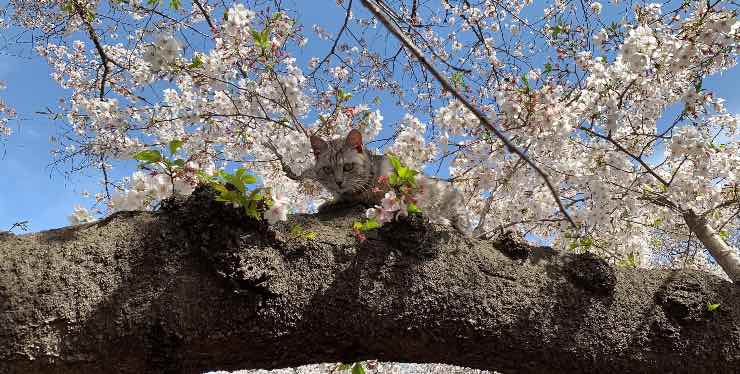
366;190;408;225
0;80;14;137
109;170;196;213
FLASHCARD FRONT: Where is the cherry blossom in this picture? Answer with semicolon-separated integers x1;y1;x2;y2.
0;0;737;280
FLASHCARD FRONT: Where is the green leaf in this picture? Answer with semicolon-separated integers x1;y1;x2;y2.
337;363;353;370
397;166;411;179
354;218;381;232
544;63;552;75
388;155;402;171
694;80;703;93
133;150;162;163
247;189;263;201
61;2;74;14
719;230;729;241
407;202;422;214
173;159;186;168
352;363;365;374
337;88;352;102
169;0;181;10
188;55;204;69
242;173;258;185
451;71;465;87
196;170;214;183
580;237;593;249
251;28;271;50
147;0;159;6
551;25;562;38
707;302;720;312
168;139;184;155
617;252;638;269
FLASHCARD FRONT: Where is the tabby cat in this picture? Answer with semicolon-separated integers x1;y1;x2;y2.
306;129;470;234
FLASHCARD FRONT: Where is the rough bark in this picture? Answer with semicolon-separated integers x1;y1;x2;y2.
0;186;738;374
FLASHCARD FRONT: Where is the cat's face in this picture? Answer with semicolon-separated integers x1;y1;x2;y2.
311;130;373;195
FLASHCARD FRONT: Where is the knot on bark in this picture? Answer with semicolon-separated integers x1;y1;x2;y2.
377;214;445;257
495;231;530;260
563;252;616;296
656;273;713;324
170;185;278;295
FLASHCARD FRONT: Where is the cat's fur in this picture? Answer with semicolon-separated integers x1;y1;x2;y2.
306;130;471;235
305;129;392;210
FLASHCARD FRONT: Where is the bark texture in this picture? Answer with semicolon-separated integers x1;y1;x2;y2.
0;186;738;374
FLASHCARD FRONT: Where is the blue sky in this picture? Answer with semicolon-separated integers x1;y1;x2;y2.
0;1;738;233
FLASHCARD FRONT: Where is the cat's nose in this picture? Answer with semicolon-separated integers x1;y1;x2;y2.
336;181;343;187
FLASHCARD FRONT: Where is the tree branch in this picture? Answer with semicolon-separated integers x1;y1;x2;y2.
0;187;738;373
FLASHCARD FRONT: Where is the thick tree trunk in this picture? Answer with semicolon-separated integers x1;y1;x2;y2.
0;187;738;374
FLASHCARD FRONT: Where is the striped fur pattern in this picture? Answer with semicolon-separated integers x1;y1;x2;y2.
307;130;392;210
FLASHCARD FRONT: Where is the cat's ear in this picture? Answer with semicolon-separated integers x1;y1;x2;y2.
344;129;363;153
310;134;328;157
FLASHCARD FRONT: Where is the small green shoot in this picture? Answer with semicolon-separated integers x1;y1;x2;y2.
387;154;418;188
617;252;638;269
188;54;204;69
289;224;317;240
251;28;271;51
451;71;466;87
406;201;422;215
544;62;553;75
197;167;269;220
335;362;366;374
353;217;381;232
719;230;729;241
707;302;720;313
337;88;353;102
352;363;366;374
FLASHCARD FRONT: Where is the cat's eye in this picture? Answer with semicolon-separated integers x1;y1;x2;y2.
322;166;332;174
343;163;354;172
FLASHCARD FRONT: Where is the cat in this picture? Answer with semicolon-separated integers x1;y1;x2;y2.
305;129;392;211
305;129;471;235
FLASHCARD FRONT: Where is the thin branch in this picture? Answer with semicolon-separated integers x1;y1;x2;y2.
100;155;111;201
362;0;577;229
262;141;306;182
309;0;353;76
579;126;671;187
192;0;217;32
71;0;123;99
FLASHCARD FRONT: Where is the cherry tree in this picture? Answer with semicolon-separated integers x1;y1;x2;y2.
0;0;738;282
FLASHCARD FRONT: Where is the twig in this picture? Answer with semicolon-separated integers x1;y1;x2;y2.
71;0;123;99
579;126;670;187
262;142;306;182
309;0;353;76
